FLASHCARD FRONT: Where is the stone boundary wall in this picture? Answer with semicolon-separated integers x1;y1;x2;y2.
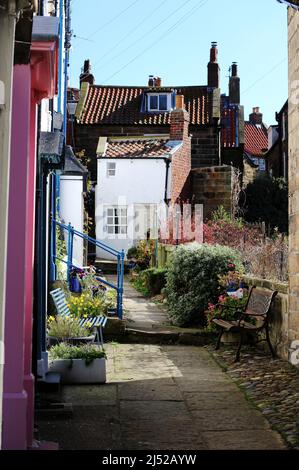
191;166;233;220
244;276;289;360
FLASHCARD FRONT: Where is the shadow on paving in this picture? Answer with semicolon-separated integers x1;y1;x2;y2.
36;344;286;450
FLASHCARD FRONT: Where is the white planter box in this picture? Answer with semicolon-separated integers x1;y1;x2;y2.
48;358;106;384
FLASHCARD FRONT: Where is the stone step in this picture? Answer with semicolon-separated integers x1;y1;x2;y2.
123;327;215;346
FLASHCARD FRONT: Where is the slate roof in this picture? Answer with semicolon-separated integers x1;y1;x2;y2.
77;85;214;126
101;136;176;159
244;122;268;157
277;0;299;9
63;145;88;174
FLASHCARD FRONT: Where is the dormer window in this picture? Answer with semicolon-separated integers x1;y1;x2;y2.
147;93;171;112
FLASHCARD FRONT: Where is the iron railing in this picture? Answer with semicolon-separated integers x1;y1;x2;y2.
52;219;125;319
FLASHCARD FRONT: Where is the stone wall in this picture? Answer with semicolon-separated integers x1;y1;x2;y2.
191;166;233;219
244;276;289;360
288;8;299;348
243;160;258;187
191;127;220;168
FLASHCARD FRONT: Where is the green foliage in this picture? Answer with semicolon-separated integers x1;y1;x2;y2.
49;343;106;365
127;240;156;270
127;246;138;260
131;268;167;297
56;215;67;279
212;205;244;228
165;244;244;326
243;175;288;233
47;315;90;339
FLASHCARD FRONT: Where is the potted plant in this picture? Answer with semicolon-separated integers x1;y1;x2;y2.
48;343;106;384
218;267;245;295
47;315;96;347
69;267;85;293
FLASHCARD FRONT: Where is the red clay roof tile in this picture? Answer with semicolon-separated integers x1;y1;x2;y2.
244;122;268;157
104;137;172;158
78;85;213;126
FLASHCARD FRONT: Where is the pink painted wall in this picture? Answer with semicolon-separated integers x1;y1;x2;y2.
2;65;35;450
23;96;37;446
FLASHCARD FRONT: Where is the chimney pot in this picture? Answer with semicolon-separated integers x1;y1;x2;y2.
176;95;184;110
231;62;238;77
80;59;95;86
208;42;220;88
148;75;154;87
249;107;263;125
229;62;240;104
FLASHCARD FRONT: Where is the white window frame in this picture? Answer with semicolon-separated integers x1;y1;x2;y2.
147;93;172;112
106;162;116;177
106;207;127;235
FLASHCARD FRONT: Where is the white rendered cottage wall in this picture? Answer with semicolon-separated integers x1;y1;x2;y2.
95;158;168;259
60;175;84;266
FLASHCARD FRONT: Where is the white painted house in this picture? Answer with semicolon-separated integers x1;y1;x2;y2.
95;105;191;260
60;146;88;266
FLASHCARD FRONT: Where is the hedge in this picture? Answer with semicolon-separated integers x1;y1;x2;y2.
165;243;243;326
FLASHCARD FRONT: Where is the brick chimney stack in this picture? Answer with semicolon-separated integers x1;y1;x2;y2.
80;59;95;86
169;96;191;204
249;107;263;125
170;96;189;141
208;42;220;88
229;62;240;104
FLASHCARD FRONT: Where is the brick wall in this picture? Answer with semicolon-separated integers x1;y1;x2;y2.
288;7;299;349
191;166;232;219
170;109;191;203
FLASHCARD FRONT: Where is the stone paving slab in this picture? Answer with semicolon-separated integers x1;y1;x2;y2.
37;344;286;450
202;430;285;450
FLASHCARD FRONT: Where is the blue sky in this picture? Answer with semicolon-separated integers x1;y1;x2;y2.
69;0;288;125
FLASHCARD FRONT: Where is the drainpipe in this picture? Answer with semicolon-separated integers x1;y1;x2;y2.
164;157;171;205
49;0;59;282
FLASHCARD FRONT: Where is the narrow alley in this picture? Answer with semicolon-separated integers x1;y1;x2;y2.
37;286;286;451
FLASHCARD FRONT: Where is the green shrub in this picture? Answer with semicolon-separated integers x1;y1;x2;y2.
165;243;243;326
242;175;288;234
141;268;167;296
131;268;167;297
49;343;106;365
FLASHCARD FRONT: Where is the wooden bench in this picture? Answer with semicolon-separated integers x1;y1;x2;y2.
212;286;278;362
50;288;108;348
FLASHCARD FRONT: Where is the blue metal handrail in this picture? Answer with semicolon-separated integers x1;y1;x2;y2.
52;219;125;319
